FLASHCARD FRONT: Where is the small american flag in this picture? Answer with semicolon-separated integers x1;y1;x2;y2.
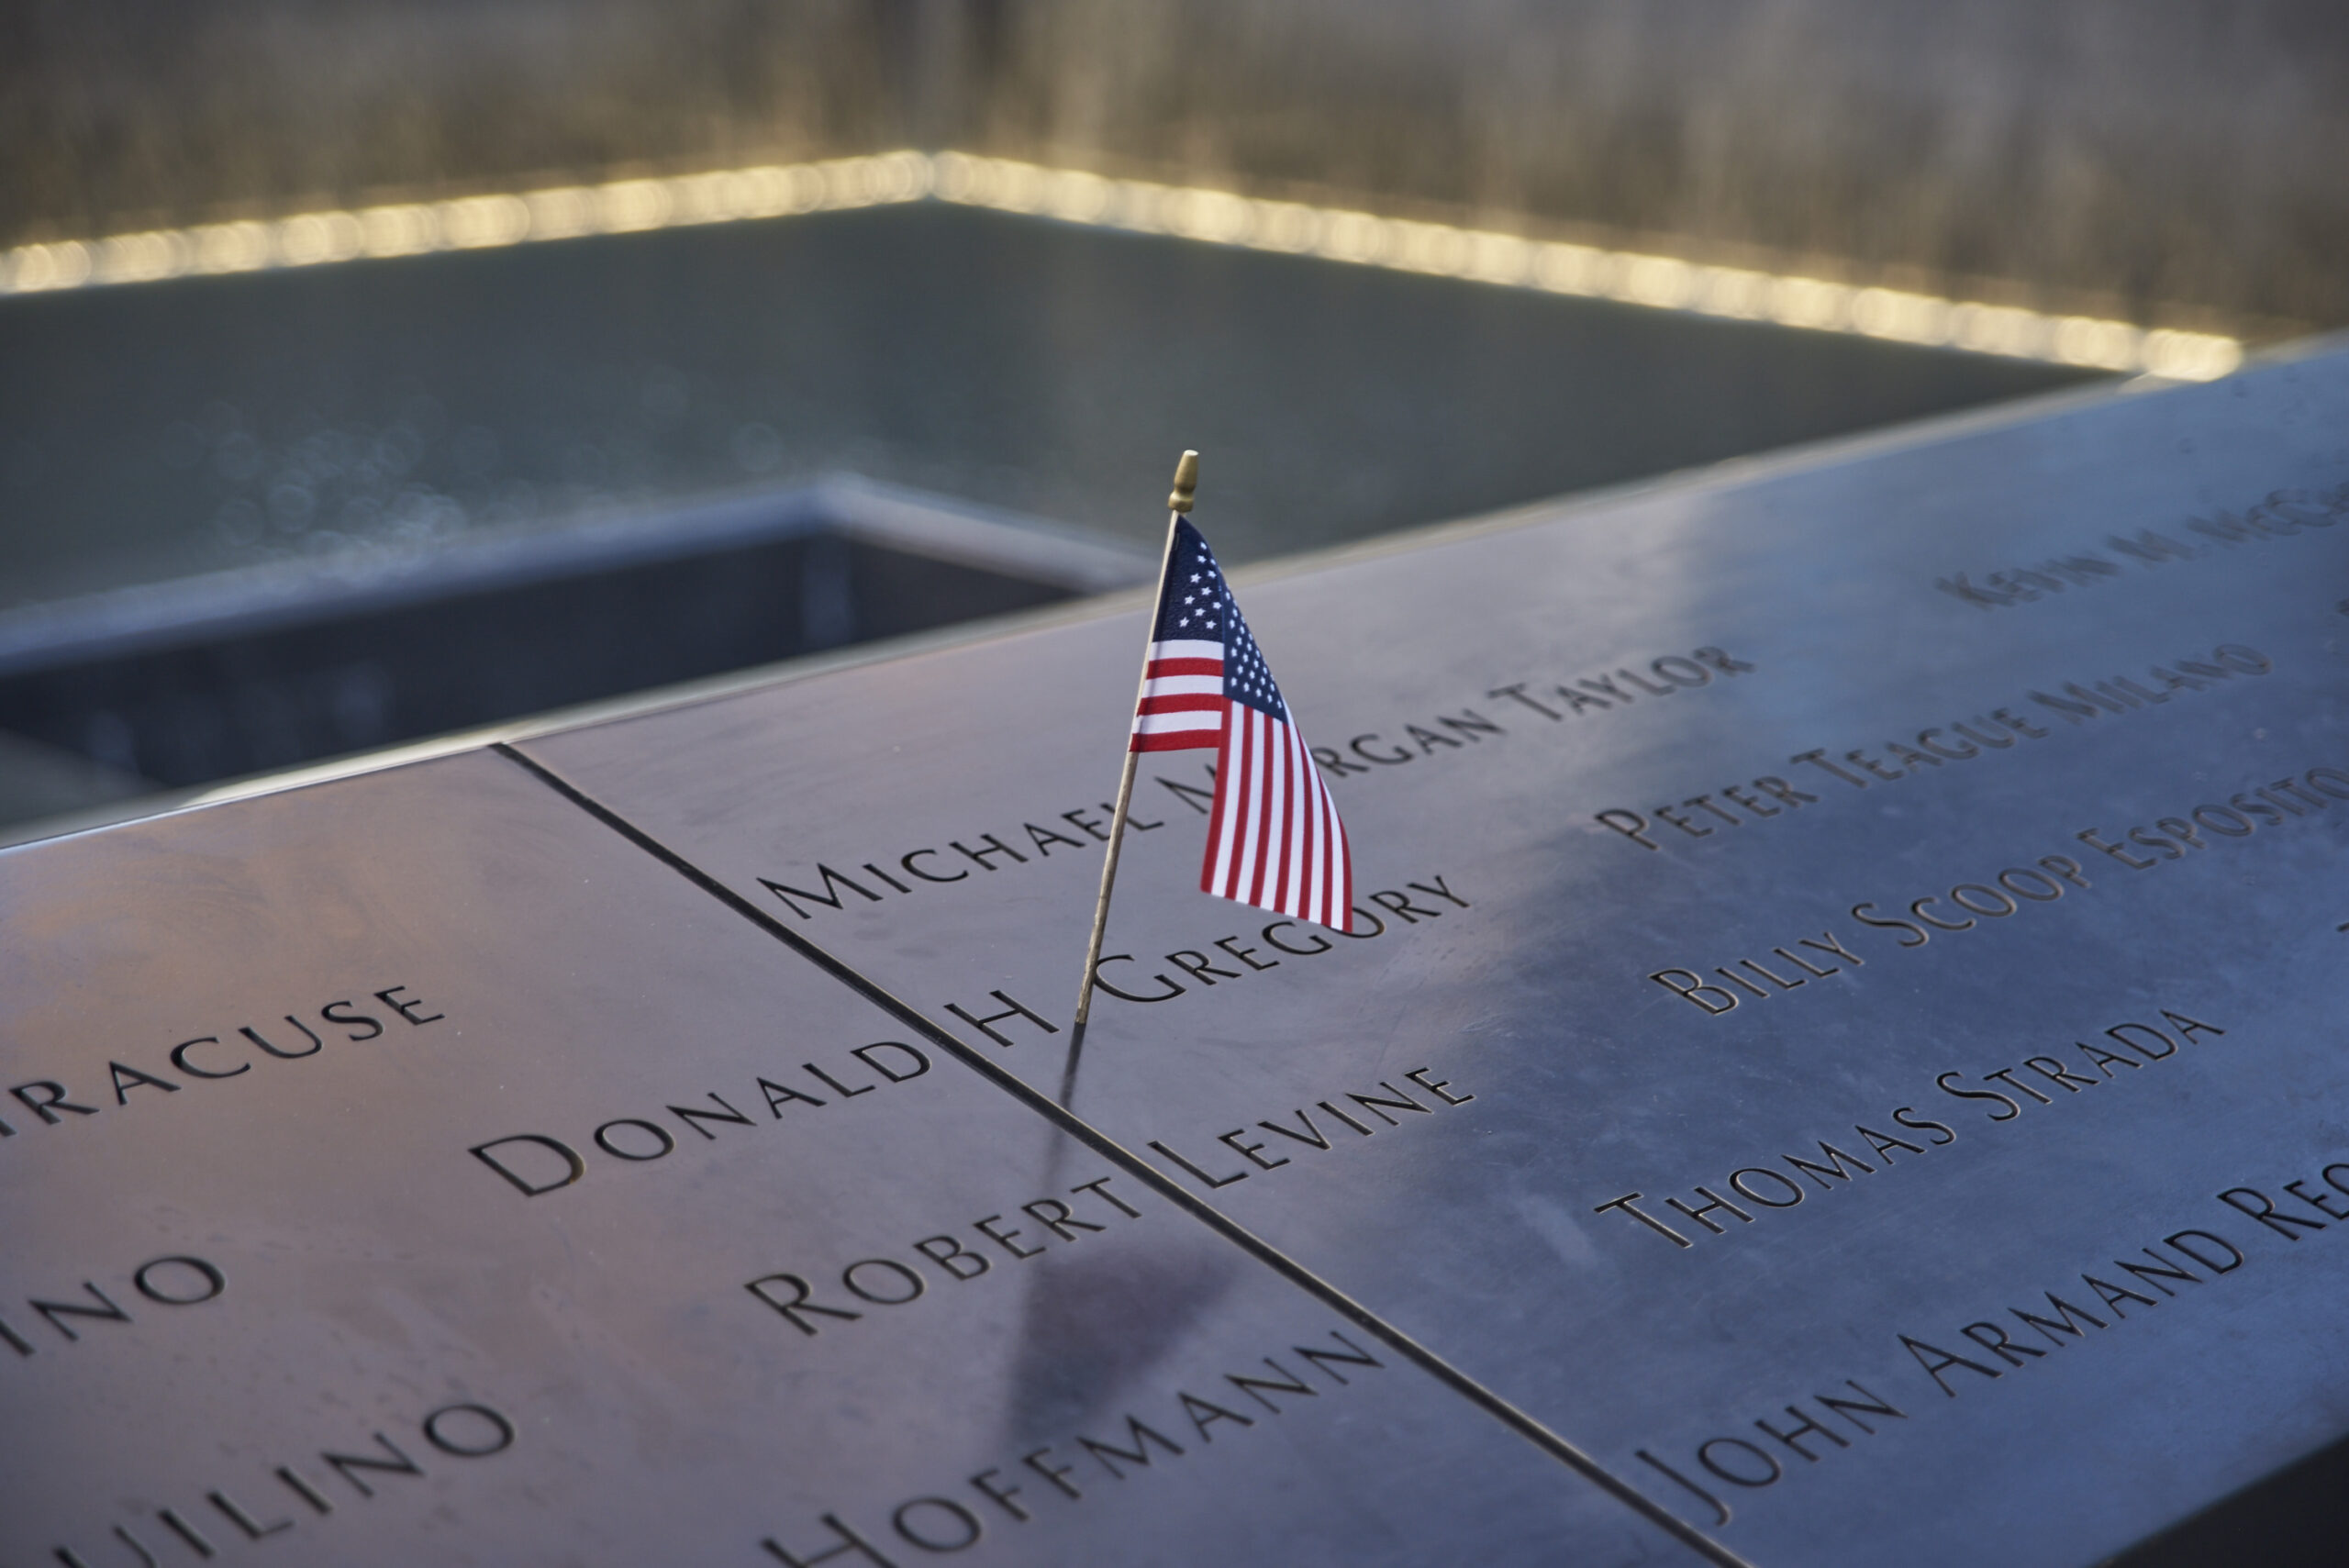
1129;518;1356;932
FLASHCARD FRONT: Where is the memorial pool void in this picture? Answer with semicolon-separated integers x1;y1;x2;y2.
0;191;2098;828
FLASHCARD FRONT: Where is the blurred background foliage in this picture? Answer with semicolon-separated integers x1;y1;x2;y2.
5;0;2343;334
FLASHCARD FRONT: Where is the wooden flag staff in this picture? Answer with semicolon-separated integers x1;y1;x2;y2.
1060;449;1197;1106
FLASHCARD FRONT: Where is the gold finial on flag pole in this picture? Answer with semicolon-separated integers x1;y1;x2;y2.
1061;450;1199;1107
1168;450;1199;514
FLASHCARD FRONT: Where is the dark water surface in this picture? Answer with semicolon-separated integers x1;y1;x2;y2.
0;202;2091;610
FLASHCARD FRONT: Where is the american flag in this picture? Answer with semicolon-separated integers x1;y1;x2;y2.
1129;518;1356;932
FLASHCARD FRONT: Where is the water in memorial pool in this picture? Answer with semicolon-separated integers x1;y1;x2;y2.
0;202;2088;611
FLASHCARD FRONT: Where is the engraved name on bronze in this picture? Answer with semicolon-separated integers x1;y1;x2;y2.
1311;645;1758;784
936;877;1470;1047
1595;1009;2224;1251
1598;643;2274;853
0;1255;226;1361
758;1330;1386;1565
1086;876;1467;1009
1896;1223;2251;1400
745;1176;1143;1338
1933;484;2345;612
760;645;1756;927
1633;1149;2349;1526
759;797;1171;921
2076;766;2349;869
1;986;444;1146
1651;759;2344;1016
1148;1068;1473;1193
1634;1205;2254;1527
467;1041;931;1197
44;1399;515;1568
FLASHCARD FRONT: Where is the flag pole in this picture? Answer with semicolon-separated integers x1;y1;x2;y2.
1062;449;1198;1106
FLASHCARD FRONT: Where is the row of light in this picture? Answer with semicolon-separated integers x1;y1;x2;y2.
0;151;934;292
932;155;2243;381
2;148;2242;381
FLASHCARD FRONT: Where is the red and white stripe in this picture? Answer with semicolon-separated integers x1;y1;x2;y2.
1200;703;1354;933
1125;637;1354;931
1129;639;1226;752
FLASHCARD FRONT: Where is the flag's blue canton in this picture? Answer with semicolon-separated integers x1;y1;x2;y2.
1218;593;1285;720
1127;512;1353;931
1154;519;1286;721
